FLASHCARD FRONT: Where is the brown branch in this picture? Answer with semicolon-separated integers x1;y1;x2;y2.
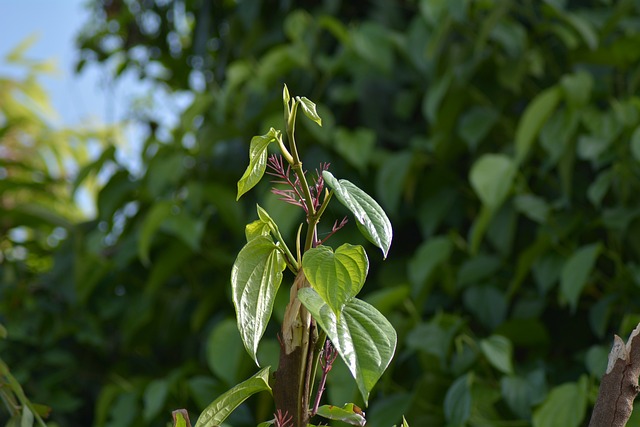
589;323;640;427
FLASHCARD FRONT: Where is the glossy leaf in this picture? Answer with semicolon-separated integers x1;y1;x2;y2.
231;236;286;364
194;367;272;427
560;243;600;312
298;287;397;404
237;128;279;200
514;85;561;165
302;244;368;315
297;96;322;126
323;171;393;258
315;403;366;426
480;335;514;374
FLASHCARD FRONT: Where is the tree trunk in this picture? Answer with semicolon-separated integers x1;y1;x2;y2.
273;269;318;427
589;323;640;426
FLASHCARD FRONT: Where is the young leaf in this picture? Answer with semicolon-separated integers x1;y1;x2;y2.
302;244;368;315
231;236;286;364
298;287;397;404
237;128;280;200
297;96;322;126
194;367;272;427
323;171;393;258
172;409;192;427
315;403;366;426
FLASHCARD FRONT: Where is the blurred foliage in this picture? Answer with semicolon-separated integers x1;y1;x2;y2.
3;0;640;426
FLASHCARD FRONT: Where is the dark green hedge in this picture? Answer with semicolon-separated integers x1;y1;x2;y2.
3;0;640;426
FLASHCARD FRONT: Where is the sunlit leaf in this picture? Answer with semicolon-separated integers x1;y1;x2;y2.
231;236;286;364
172;409;192;427
194;367;272;427
323;171;392;258
297;96;322;126
237;128;280;200
316;403;366;426
298;288;396;404
302;244;368;315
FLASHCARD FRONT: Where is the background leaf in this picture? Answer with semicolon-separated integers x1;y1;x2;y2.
560;243;601;312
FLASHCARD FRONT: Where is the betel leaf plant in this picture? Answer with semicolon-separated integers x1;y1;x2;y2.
177;85;398;427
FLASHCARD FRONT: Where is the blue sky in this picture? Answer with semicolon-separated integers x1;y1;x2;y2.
1;0;113;126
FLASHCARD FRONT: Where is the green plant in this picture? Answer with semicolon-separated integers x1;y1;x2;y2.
0;324;50;427
178;86;396;427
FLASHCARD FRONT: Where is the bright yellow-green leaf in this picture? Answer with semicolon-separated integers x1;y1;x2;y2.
302;244;368;315
237;128;279;200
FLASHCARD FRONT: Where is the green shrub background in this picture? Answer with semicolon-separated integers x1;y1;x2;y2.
3;1;640;426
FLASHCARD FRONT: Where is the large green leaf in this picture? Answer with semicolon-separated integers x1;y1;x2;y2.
298;287;396;404
302;244;368;315
194;367;272;427
323;171;393;258
514;85;561;165
237;128;280;200
231;236;286;364
560;243;600;312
